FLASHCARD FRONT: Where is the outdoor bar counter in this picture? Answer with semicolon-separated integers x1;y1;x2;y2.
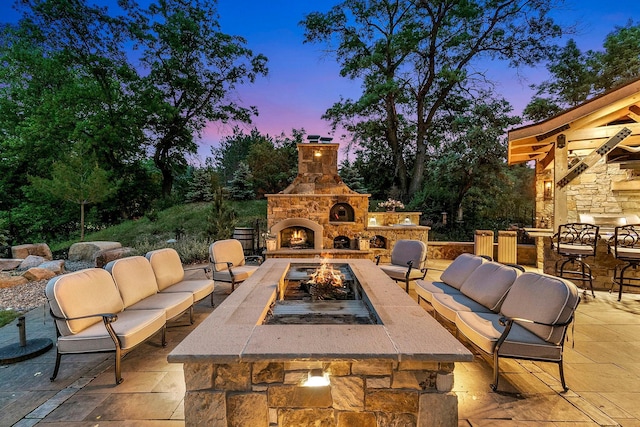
169;258;472;427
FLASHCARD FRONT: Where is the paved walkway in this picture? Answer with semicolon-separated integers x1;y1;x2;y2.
0;261;639;426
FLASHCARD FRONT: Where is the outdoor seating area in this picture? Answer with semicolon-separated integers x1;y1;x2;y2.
2;259;640;426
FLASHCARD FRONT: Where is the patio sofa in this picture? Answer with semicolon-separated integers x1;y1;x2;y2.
46;254;213;385
415;254;580;391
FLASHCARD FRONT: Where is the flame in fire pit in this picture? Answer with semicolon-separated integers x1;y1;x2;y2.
307;259;347;300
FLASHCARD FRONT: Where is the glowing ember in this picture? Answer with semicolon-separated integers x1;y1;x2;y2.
307;259;347;300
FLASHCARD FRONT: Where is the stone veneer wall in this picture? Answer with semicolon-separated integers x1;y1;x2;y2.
535;158;640;289
268;194;370;249
183;359;457;427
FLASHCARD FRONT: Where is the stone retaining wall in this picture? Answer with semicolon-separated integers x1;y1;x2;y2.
183;359;457;427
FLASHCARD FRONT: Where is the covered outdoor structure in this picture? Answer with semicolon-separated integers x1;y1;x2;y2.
508;77;640;290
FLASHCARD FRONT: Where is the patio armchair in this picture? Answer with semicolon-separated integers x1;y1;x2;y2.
375;239;428;293
209;239;262;292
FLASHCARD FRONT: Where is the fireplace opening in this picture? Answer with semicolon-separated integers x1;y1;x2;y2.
281;227;314;249
370;235;387;249
329;203;355;222
333;235;351;249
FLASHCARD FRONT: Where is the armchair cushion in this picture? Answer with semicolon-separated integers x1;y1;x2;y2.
209;239;246;272
390;239;427;268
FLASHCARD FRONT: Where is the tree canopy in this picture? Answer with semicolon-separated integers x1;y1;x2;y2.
302;0;564;198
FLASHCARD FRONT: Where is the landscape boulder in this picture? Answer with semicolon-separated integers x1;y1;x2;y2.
11;243;53;261
0;259;23;271
0;275;28;289
22;267;57;282
68;241;122;262
19;255;46;270
39;260;65;275
94;247;136;268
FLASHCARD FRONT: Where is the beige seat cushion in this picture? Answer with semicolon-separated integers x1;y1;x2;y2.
46;269;125;336
415;280;462;303
126;292;193;321
213;265;258;283
378;264;426;281
390;240;427;268
145;248;185;291
440;253;486;290
146;248;214;303
500;273;579;345
57;308;166;353
105;256;160;307
455;311;562;361
459;262;520;311
432;293;493;323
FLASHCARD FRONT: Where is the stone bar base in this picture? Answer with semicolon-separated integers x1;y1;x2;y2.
183;359;457;427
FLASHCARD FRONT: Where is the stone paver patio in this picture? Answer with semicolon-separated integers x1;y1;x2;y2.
1;260;639;426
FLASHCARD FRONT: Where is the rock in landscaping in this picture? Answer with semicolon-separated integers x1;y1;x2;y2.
0;275;28;289
19;255;46;270
38;260;65;274
22;267;56;281
0;259;23;271
68;241;122;262
11;243;53;261
94;247;135;268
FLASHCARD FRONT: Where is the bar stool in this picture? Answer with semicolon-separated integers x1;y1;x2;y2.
609;224;640;301
553;223;599;297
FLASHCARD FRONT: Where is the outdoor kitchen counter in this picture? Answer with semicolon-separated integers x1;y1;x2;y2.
169;258;472;364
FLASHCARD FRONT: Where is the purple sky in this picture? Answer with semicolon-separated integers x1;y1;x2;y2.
1;0;635;162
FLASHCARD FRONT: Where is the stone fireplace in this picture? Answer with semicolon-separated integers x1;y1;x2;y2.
266;139;429;260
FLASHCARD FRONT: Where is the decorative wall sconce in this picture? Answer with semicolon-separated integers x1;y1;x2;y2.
543;180;553;200
314;150;322;158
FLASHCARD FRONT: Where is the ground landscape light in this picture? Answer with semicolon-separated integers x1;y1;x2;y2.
304;368;330;387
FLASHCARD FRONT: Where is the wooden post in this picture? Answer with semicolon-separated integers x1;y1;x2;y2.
554;134;568;230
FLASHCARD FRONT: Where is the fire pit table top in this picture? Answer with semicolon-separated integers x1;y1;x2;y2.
168;258;473;364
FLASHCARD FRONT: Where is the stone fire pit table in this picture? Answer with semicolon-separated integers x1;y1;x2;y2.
169;258;473;427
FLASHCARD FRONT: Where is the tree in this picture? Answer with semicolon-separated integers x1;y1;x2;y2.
136;0;268;196
245;130;300;196
338;159;368;193
227;162;255;200
302;0;564;197
29;154;119;241
185;167;218;203
206;188;237;240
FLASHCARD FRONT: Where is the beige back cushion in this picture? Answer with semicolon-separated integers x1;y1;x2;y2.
209;239;246;272
146;248;185;291
440;253;485;290
46;268;124;336
105;256;159;307
390;240;427;268
459;262;520;311
500;272;579;344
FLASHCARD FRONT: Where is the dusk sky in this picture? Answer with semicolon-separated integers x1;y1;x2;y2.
2;0;636;162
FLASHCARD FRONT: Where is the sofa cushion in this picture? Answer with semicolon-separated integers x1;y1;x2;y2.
459;262;520;311
415;280;462;303
432;293;493;323
126;292;193;321
159;279;214;303
499;272;579;344
46;268;125;336
378;264;425;281
455;311;562;361
145;248;185;291
440;253;485;290
105;256;160;308
213;265;257;283
56;308;166;353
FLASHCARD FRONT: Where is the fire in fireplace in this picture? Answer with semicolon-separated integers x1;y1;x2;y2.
280;227;314;249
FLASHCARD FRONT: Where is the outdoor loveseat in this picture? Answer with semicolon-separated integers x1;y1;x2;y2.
416;253;580;391
45;253;214;385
